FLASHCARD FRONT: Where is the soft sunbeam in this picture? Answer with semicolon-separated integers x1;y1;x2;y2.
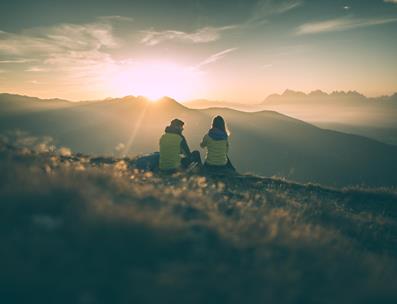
107;61;204;101
121;101;150;156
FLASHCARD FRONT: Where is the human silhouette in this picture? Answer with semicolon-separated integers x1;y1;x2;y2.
159;118;201;172
200;115;235;173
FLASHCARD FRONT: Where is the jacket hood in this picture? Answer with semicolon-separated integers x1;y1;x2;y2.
208;127;228;141
165;125;182;135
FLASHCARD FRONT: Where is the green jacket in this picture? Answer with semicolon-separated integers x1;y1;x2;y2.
159;127;190;170
200;133;228;166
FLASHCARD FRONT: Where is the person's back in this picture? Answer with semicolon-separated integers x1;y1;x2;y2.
159;131;183;170
159;118;201;171
201;115;235;172
201;129;228;166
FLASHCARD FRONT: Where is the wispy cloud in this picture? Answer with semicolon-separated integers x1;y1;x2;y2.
140;25;237;46
0;59;37;64
139;1;302;46
0;17;127;77
296;16;397;35
0;22;118;57
0;17;127;93
97;16;134;22
27;80;43;85
196;48;238;68
262;63;273;69
25;66;47;72
384;0;397;4
248;0;303;25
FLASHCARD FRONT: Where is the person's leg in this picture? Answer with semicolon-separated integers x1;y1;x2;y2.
181;151;202;169
190;150;202;166
226;156;236;171
181;157;190;169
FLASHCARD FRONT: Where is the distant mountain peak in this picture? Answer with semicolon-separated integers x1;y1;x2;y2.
282;89;307;97
330;90;365;98
309;90;328;97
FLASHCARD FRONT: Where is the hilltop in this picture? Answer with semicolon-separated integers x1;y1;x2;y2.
0;136;396;303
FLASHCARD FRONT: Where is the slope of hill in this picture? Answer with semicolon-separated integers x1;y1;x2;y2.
0;93;75;114
1;93;397;187
0;137;396;304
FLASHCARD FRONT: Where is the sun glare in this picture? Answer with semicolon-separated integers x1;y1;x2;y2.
108;61;204;101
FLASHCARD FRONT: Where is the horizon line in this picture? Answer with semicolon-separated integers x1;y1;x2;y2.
1;89;396;104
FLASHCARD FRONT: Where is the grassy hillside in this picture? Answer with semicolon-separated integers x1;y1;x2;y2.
0;135;396;304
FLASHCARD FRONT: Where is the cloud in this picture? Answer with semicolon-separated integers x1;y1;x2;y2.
248;0;303;25
0;17;126;88
296;16;397;35
139;25;236;46
139;1;303;47
196;48;238;68
44;50;113;68
97;16;134;22
0;15;126;69
262;63;273;69
0;22;118;57
27;80;43;85
384;0;397;3
0;59;37;64
25;66;47;72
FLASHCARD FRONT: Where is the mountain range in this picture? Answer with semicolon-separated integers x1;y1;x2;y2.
1;92;397;187
185;90;397;145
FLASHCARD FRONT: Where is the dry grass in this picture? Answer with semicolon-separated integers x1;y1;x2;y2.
0;136;396;304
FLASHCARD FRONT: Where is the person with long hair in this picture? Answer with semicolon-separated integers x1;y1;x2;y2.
200;115;235;173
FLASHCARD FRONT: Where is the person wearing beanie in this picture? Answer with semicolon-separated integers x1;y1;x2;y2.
159;118;201;171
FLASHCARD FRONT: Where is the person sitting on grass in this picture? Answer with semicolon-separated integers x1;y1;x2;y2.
200;115;236;173
159;118;201;172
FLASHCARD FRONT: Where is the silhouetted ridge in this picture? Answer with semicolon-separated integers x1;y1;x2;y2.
0;93;72;103
156;96;188;109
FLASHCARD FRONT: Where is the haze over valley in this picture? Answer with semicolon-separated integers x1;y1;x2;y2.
185;89;397;145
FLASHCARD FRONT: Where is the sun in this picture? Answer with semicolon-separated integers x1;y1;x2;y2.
108;61;204;101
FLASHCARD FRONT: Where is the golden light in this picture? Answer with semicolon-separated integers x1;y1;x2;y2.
108;61;204;101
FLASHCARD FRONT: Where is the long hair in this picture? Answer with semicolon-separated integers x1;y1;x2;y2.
212;115;230;135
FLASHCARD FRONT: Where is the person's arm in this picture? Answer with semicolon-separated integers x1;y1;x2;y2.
200;135;208;148
180;135;191;156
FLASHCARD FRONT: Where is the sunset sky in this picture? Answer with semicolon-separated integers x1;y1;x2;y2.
0;0;396;102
